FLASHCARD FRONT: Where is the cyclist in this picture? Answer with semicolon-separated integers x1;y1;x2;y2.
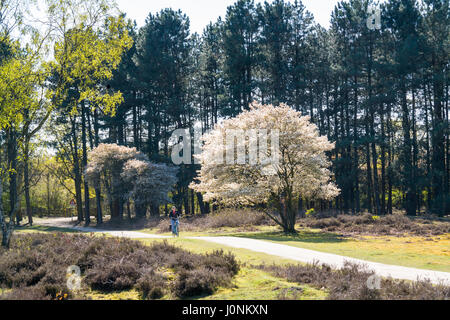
169;206;181;237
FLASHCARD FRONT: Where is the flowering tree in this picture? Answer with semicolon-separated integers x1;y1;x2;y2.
85;144;142;220
85;144;177;220
121;160;178;218
190;102;340;233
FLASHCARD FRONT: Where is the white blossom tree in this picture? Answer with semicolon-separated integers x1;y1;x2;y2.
85;144;177;220
190;102;340;233
121;159;178;218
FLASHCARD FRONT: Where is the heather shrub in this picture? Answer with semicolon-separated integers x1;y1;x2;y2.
174;267;230;298
202;250;240;276
307;217;341;229
167;250;200;271
0;233;239;300
259;261;450;300
0;286;52;300
167;249;239;298
135;270;166;300
84;260;142;292
300;213;450;236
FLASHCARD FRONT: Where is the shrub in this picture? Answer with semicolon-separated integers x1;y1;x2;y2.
84;260;142;292
0;234;239;300
299;213;450;236
203;250;240;276
259;261;450;300
174;267;230;298
167;249;239;298
0;286;51;301
135;270;166;300
307;217;341;229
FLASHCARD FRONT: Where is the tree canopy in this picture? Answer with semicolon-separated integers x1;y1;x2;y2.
191;102;340;232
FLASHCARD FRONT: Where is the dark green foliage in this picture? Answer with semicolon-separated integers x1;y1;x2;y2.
119;0;448;219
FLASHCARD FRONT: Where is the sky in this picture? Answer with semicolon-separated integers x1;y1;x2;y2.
115;0;341;33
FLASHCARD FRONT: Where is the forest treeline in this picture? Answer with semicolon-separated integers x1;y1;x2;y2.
0;0;449;227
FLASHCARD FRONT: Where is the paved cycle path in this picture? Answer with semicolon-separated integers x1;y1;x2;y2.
36;218;450;286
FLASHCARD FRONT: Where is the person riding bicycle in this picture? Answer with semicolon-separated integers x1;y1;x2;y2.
169;206;181;236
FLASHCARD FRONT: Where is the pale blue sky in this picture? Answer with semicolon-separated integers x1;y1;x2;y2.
116;0;341;33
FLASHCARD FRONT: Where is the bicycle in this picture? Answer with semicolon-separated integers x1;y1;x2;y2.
171;218;179;237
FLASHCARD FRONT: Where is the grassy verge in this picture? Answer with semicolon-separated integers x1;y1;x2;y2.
84;289;141;300
139;223;450;272
202;267;326;300
22;222;450;272
82;268;327;301
139;237;299;266
225;230;450;272
138;238;327;300
15;225;81;234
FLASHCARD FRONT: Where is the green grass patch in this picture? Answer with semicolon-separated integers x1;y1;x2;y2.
15;225;81;234
225;230;450;272
201;268;326;300
84;289;141;300
136;238;327;300
140;225;450;272
139;237;298;266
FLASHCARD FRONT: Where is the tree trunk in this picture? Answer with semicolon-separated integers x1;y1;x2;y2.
111;198;121;221
7;128;20;225
89;107;102;225
23;140;33;225
1;174;12;248
197;192;208;215
81;102;90;226
353;76;360;214
71;115;84;223
431;55;447;216
281;191;297;234
401;84;416;216
380;109;387;215
149;203;160;217
135;203;147;219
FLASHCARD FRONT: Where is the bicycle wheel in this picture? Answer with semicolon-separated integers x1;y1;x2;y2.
173;221;179;237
